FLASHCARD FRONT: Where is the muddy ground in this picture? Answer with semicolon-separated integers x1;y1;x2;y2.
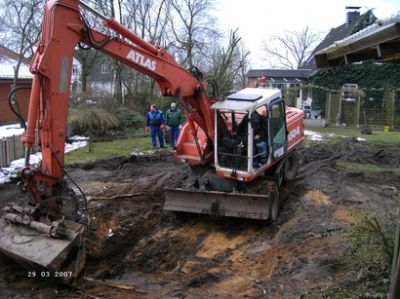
0;139;399;298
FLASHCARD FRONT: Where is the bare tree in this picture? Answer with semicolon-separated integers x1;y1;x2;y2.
83;0;125;104
123;0;170;44
0;0;43;59
209;30;249;96
0;0;43;114
235;46;250;90
121;0;171;106
168;0;220;68
262;26;321;69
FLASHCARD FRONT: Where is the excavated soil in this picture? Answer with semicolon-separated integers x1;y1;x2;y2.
0;139;400;298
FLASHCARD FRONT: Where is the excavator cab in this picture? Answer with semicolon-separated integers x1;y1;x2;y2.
212;88;288;180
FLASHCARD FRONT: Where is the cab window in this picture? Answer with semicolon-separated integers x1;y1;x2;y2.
271;102;286;145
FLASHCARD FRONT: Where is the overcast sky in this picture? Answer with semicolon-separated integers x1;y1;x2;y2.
215;0;400;68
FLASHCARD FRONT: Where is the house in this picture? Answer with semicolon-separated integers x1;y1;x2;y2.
315;14;400;67
246;68;313;108
0;45;32;125
303;7;374;69
86;57;115;97
245;8;377;110
73;51;118;101
313;14;400;128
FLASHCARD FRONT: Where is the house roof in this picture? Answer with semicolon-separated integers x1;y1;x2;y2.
247;69;313;84
315;17;400;67
302;12;363;69
0;45;32;80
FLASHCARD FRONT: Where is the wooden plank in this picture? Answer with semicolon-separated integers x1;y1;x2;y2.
0;140;5;167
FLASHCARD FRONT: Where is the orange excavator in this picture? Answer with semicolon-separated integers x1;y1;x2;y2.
0;0;304;281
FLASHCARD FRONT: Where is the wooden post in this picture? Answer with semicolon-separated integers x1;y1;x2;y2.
391;90;396;129
389;220;400;299
338;91;343;127
326;91;331;123
356;95;361;128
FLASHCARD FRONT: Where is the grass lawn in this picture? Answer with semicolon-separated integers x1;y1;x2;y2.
65;136;164;163
336;160;400;174
307;126;400;145
65;126;399;164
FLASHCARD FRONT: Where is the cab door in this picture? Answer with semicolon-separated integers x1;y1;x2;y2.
268;99;287;160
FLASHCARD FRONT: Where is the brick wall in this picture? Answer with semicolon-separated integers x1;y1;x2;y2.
0;80;32;124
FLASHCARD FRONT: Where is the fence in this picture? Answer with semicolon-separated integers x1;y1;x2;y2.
0;134;39;167
307;86;400;129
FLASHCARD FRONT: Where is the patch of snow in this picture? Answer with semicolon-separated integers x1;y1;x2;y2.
0;152;42;184
0;56;33;79
304;130;323;141
68;135;89;141
65;140;87;153
0;140;87;184
130;150;155;156
0;124;25;138
356;137;366;142
327;133;346;138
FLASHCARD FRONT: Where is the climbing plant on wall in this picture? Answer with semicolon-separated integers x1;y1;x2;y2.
310;62;400;109
311;62;400;89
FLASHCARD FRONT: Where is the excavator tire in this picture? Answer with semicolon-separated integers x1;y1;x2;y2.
283;151;299;182
266;180;279;222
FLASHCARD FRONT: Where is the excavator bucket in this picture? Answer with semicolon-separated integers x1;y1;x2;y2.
0;207;85;282
164;188;271;220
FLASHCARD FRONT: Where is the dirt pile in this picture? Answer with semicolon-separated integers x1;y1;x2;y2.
0;140;399;298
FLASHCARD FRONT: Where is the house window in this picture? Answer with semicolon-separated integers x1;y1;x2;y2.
101;64;110;74
72;64;79;75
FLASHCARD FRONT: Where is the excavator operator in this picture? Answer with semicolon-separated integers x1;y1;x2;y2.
251;109;268;167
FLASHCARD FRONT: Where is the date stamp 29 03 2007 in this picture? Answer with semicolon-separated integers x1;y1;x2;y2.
27;271;73;278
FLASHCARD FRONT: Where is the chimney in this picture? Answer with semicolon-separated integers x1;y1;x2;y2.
345;6;361;27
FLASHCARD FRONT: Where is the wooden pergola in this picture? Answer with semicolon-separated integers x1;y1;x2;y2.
315;21;400;67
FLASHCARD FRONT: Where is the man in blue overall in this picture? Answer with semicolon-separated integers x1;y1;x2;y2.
146;104;165;148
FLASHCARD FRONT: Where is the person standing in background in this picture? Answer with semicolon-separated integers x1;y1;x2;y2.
165;102;183;149
146;104;165;148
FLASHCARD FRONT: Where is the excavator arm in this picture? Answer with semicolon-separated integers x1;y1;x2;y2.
22;0;215;200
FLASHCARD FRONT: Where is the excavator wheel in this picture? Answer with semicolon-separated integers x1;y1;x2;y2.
266;181;279;222
283;151;299;182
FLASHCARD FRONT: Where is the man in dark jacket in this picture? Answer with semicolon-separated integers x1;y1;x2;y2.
165;102;184;148
251;110;268;167
146;104;165;148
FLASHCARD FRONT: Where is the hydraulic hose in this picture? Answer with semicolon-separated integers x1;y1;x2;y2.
7;86;31;130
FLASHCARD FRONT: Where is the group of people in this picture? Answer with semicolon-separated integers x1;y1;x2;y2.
146;102;184;149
